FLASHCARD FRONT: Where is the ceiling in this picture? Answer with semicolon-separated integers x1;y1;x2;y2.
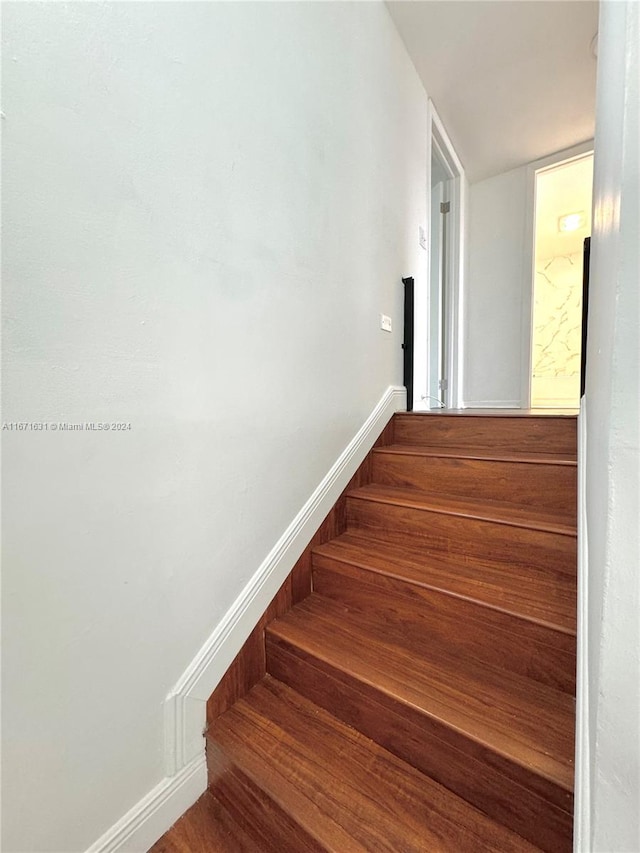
386;1;599;183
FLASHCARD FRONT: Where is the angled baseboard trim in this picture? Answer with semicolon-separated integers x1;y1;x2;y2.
85;755;206;853
165;384;406;777
165;386;406;775
85;385;405;852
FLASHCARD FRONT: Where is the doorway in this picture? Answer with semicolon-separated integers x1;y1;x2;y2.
414;101;464;412
530;153;594;408
429;146;452;408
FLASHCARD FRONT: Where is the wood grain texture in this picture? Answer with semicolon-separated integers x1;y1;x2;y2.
196;411;576;851
148;792;259;852
372;444;577;464
208;742;326;852
312;560;575;693
372;448;577;517
393;413;577;456
267;597;575;796
313;532;576;632
346;489;576;575
348;484;577;535
208;676;541;853
266;602;574;851
270;654;572;852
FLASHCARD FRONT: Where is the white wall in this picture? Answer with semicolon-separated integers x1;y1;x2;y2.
0;3;428;850
463;165;529;406
581;0;640;849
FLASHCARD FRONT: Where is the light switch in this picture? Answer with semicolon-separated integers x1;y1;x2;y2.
380;314;392;332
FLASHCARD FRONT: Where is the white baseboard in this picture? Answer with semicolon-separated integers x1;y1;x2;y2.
574;402;590;851
84;385;405;853
85;756;207;853
460;399;522;409
164;384;406;776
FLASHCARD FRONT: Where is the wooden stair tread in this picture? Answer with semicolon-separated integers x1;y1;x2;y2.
394;410;578;418
149;791;259;852
208;676;541;853
194;412;577;852
268;595;575;793
313;532;576;634
348;484;577;536
376;444;577;465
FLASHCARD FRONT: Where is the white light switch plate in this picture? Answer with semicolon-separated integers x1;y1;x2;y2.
380;314;392;332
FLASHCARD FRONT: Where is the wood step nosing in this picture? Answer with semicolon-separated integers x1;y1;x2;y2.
268;626;573;796
208;678;551;852
373;445;578;466
393;411;578;419
311;544;576;639
267;623;574;795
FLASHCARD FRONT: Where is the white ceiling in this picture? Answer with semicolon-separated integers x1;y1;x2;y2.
386;1;599;182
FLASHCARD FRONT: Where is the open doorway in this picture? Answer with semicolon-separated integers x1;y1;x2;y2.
530;153;594;408
429;144;452;408
414;101;464;412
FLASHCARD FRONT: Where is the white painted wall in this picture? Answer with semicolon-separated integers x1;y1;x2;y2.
580;1;640;849
463;165;529;406
1;3;428;850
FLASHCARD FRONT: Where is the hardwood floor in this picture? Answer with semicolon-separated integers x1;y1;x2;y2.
152;411;577;852
207;677;541;852
149;793;258;852
371;446;576;512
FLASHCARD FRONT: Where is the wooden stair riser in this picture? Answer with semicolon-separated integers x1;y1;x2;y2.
347;496;576;575
267;601;575;793
315;534;577;633
393;414;577;456
372;451;577;517
312;561;576;693
266;637;573;853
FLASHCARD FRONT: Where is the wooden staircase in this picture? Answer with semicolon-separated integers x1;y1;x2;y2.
152;412;577;852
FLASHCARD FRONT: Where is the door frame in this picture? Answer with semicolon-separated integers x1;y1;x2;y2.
429;178;447;407
519;141;594;408
414;101;466;411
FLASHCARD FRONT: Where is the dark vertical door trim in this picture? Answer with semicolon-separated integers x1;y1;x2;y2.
581;237;590;398
402;277;414;412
